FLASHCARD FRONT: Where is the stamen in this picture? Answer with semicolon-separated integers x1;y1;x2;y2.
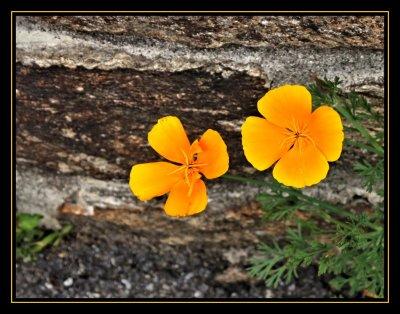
291;116;299;133
284;129;294;137
184;168;190;186
188;163;208;168
180;149;189;165
298;138;303;155
301;133;317;147
294;117;301;133
167;165;186;175
302;120;312;131
188;180;195;196
280;134;296;151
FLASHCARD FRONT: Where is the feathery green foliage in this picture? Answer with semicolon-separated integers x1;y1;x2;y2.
225;77;384;298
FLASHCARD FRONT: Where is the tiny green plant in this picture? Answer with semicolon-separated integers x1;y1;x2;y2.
225;77;384;298
16;212;73;262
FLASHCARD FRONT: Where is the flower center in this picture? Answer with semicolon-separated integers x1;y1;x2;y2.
283;121;315;151
166;149;208;196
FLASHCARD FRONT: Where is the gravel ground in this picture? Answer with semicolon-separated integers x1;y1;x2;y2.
15;214;337;299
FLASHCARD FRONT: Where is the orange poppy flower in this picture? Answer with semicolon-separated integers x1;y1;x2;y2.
242;85;344;188
129;116;229;217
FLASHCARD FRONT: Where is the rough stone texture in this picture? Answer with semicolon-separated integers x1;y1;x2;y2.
16;164;382;231
15;15;385;298
16;16;384;98
16;215;336;298
15;64;383;182
15;64;265;180
24;16;384;49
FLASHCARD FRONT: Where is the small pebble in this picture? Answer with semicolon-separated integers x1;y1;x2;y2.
63;277;74;287
265;289;274;298
121;279;132;290
288;283;296;292
44;282;54;290
194;291;202;298
49;98;60;104
184;273;195;282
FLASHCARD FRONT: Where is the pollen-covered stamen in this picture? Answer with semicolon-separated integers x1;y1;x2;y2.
186;169;202;196
184;166;201;188
188;163;208;168
181;149;190;165
297;136;304;155
299;133;316;147
168;149;208;190
184;167;190;186
284;128;294;137
280;134;297;151
188;180;195;196
283;118;316;151
290;116;303;134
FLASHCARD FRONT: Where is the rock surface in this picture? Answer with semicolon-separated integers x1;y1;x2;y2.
23;16;384;49
16;214;335;299
16;16;384;96
15;15;384;298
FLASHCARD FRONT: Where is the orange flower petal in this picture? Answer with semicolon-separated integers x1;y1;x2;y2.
164;179;208;217
307;106;344;161
197;129;229;179
241;116;292;171
257;85;312;130
272;138;329;188
189;139;203;158
129;162;183;201
148;116;191;164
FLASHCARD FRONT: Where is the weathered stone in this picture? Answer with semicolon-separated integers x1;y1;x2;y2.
16;62;383;178
16;214;335;298
16;164;381;229
24;16;384;49
16;16;384;98
16;64;265;180
215;267;250;284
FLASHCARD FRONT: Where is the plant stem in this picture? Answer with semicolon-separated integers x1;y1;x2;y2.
223;174;355;219
346;139;383;155
223;174;269;187
334;103;384;156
